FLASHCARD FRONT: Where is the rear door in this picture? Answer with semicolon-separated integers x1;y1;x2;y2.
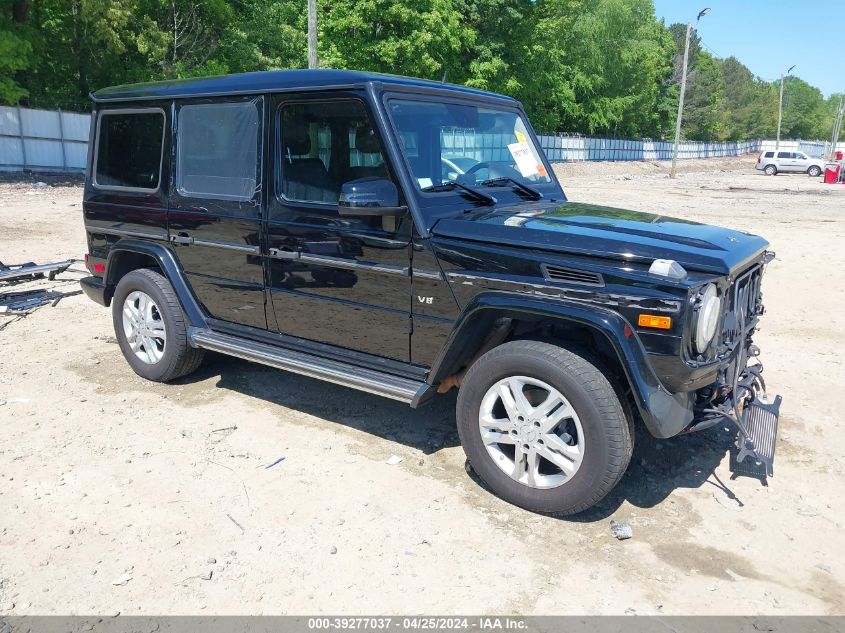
266;93;413;361
167;97;267;329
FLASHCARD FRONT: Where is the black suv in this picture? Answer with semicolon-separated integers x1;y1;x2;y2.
80;69;781;514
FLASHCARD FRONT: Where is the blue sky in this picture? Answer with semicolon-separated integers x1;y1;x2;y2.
652;1;842;97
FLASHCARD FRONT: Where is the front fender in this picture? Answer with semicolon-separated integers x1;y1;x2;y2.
105;239;208;329
430;291;693;438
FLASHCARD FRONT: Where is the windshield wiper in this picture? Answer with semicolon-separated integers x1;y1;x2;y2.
422;181;497;205
481;177;543;201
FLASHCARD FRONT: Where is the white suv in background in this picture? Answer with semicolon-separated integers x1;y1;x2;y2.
756;150;825;176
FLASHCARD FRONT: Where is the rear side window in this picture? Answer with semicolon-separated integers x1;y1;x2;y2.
176;100;261;201
776;152;793;159
94;110;164;191
763;152;774;158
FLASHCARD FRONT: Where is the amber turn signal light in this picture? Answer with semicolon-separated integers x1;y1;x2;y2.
638;314;672;330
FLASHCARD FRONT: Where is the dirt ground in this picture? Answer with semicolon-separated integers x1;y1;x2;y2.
1;156;843;616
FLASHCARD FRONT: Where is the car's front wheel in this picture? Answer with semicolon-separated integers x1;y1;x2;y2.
112;269;204;382
456;340;633;515
808;165;822;177
764;164;778;176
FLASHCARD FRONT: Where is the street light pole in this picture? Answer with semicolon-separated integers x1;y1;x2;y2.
775;65;795;152
670;8;710;179
307;0;318;69
829;96;843;160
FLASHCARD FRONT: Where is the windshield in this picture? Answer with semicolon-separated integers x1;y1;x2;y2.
387;99;552;192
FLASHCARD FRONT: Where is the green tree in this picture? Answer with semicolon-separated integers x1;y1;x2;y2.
548;0;676;137
779;76;827;139
0;0;34;103
319;0;474;82
681;51;724;140
720;56;777;140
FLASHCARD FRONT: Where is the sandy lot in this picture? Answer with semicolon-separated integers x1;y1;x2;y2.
0;156;843;615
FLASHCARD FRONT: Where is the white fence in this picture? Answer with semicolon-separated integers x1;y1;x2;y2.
0;105;835;173
0;106;90;172
535;135;834;161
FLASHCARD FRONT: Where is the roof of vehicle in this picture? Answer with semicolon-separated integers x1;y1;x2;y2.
91;69;520;105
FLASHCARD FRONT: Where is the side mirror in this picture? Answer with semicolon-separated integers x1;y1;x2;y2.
338;178;408;217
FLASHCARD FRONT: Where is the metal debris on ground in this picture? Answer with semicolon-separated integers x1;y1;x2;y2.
264;456;286;469
0;258;84;330
0;259;74;284
610;520;633;540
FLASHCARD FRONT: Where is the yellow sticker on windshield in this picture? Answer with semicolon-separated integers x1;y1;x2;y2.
515;130;527;143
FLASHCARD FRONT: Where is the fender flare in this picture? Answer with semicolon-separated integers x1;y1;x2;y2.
429;291;693;438
105;239;208;329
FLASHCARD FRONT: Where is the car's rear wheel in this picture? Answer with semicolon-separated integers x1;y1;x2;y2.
808;165;822;177
112;268;204;382
456;340;633;515
764;164;778;176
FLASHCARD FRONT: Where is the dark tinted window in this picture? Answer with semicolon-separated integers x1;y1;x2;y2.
764;152;774;158
176;100;261;201
279;100;388;204
776;152;794;159
95;111;164;190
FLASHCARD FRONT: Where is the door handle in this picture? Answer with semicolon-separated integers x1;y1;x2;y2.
268;248;301;260
169;233;194;245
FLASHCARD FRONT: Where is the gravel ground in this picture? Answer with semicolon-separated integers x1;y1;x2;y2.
0;156;843;615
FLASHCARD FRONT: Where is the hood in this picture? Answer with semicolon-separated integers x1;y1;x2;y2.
430;201;769;275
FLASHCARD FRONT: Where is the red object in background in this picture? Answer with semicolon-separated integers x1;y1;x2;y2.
824;164;841;184
836;151;844;161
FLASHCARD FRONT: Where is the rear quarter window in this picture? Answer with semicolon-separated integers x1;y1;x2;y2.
763;152;774;158
94;110;165;191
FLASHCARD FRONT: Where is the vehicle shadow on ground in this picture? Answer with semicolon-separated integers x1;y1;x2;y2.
186;354;764;521
565;423;765;521
192;353;461;455
465;422;765;522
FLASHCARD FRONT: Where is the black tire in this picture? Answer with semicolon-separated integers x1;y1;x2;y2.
764;164;777;176
808;165;822;178
112;268;204;382
456;340;633;515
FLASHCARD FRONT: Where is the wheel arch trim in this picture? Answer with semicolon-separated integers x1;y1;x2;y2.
430;291;693;438
104;239;208;328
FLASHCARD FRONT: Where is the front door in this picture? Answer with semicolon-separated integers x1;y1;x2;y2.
167;97;267;329
266;94;412;361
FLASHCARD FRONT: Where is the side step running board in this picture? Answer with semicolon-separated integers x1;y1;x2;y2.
188;328;433;407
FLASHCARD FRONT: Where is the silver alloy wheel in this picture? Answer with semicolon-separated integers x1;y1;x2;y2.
479;376;585;489
122;290;166;364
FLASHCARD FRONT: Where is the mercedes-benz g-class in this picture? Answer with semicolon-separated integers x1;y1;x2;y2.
80;70;781;514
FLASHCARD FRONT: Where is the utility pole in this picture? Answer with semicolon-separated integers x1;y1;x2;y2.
830;96;843;160
775;65;795;152
670;8;710;179
307;0;318;69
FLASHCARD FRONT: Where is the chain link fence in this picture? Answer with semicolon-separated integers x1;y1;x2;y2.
0;105;836;174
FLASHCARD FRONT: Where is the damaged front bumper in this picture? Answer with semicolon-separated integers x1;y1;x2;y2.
689;351;782;476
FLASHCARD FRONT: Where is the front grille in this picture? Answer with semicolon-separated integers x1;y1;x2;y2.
721;264;764;348
541;263;604;287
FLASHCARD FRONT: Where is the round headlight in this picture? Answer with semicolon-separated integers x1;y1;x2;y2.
694;283;721;352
